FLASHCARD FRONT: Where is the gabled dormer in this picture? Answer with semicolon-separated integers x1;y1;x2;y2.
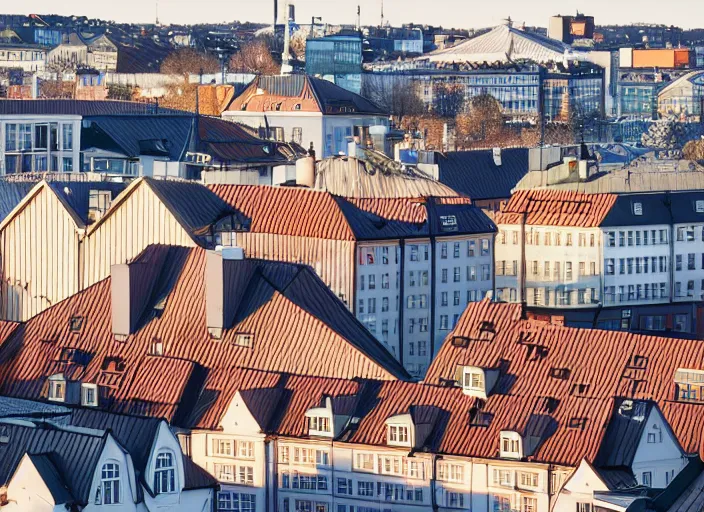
305;395;358;438
456;365;500;399
47;374;68;403
499;431;523;459
385;413;414;448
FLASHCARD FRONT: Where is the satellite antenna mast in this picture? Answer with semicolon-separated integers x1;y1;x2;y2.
357;5;361;31
380;0;384;27
281;0;293;75
155;0;159;25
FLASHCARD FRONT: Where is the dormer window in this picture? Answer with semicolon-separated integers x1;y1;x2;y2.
69;315;84;332
308;416;330;434
500;431;522;459
154;451;177;494
463;368;484;391
48;374;66;402
633;202;643;216
388;424;409;445
81;383;98;407
696;200;704;213
233;334;254;348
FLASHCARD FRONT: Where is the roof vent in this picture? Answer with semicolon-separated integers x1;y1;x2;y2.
492;148;502;167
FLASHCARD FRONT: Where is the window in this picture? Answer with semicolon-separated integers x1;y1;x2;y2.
292;127;303;145
438;463;464;483
234;334;254;348
606;231;615;247
81;383;98;407
576;503;592;512
633;202;643;215
440;315;449;330
238;441;254;459
337;478;352;495
453;267;460;282
518;471;539;489
308;416;331;433
481;239;490;256
500;433;521;458
642;471;652;487
48;377;65;402
388;425;409;444
98;463;121;505
62;124;73;150
354;452;374;471
463;368;484;391
453;242;460;258
441;243;448;259
492;469;513;487
154;451;176;494
522;497;537;512
213;438;233;456
358;481;375;496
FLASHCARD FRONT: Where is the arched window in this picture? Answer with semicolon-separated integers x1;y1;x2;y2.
98;462;120;504
154;451;176;494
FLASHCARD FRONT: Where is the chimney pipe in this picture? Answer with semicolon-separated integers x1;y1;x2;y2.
111;263;151;341
205;249;243;338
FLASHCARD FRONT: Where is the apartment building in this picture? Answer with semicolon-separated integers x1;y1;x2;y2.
211;184;496;377
494;190;615;307
496;190;704;335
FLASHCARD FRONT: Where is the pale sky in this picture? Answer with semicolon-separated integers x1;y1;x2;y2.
10;0;704;30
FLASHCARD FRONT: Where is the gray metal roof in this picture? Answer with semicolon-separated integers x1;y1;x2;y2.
48;181;128;227
593;399;654;468
0;182;37;224
600;193;672;227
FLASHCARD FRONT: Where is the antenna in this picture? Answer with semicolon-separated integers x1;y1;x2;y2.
357;5;361;31
380;0;384;27
281;0;293;75
274;0;278;28
155;0;159;25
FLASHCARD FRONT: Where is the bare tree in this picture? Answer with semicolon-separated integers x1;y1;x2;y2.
229;40;280;75
161;48;220;77
432;82;465;118
362;75;425;125
455;94;504;146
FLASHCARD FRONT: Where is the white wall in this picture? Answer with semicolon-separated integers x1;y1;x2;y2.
632;407;687;489
4;454;61;512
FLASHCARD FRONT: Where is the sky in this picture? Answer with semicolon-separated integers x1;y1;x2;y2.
10;0;704;30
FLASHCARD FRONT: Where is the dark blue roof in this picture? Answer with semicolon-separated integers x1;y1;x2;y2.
82;115;194;161
436;148;529;200
427;199;498;236
599;193;671;227
0;100;182;116
669;192;704;224
47;181;128;226
0;421;106;505
144;178;234;236
0;182;36;224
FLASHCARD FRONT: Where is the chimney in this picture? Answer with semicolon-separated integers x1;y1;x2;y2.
492;147;502;167
205;249;244;339
111;262;160;341
296;156;315;187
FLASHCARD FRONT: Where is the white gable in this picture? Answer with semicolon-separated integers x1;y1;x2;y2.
220;391;265;435
633;406;684;465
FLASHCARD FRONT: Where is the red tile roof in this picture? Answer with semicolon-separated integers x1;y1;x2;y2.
0;246;406;423
495;189;618;227
210;185;357;241
424;299;704;462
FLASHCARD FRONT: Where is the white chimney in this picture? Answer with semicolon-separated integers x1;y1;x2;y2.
493;147;502;167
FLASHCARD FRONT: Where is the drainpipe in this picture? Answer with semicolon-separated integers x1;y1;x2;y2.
266;438;276;512
431;454;440;512
429;234;437;358
520;212;527;306
667;192;675;305
398;239;405;368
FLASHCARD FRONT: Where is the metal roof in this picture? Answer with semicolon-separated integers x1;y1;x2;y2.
436;148;530;200
0;99;183;116
424;24;569;64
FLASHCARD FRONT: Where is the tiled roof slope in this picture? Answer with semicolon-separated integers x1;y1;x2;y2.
188;366;614;467
436;148;530;200
425;300;704;458
495;189;618;227
0;246;406;422
210;185;495;241
226;75;386;116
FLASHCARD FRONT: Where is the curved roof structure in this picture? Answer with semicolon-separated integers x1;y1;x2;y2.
425;24;569;65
